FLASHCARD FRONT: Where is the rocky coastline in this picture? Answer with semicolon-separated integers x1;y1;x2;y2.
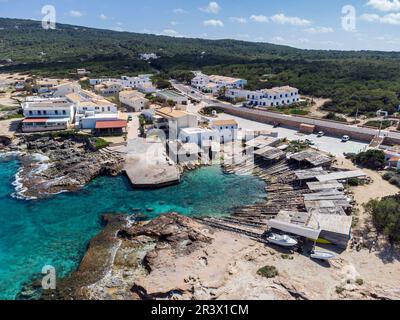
0;133;124;199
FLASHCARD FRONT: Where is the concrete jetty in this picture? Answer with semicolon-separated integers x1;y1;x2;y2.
123;138;181;188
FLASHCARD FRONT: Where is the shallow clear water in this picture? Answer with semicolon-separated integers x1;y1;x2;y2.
0;159;266;300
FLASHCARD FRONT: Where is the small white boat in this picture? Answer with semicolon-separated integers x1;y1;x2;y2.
267;233;298;247
310;250;336;260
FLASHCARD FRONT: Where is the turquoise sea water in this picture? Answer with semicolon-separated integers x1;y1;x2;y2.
0;159;266;300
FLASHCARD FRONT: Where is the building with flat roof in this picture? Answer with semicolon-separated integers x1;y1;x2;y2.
119;90;149;112
155;107;198;138
226;86;300;107
211;119;239;143
22;97;75;132
191;72;247;93
156;90;188;105
66;90;119;129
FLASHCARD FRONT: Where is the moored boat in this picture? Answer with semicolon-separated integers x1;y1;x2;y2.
310;250;336;260
267;233;298;247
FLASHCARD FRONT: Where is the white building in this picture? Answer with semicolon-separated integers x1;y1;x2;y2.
22;97;75;132
34;79;69;94
248;86;300;107
211;119;239;143
226;86;300;107
139;53;159;61
94;81;123;96
156;90;188;105
66;90;119;129
191;72;247;92
52;82;81;97
119;90;149;112
120;74;152;88
191;73;210;90
155;107;198;138
179;127;218;145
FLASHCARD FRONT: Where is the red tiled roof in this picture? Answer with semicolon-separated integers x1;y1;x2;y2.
23;118;49;124
95;120;127;129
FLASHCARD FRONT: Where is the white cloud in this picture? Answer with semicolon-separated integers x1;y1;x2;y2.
200;2;221;14
272;36;285;43
235;33;250;39
203;19;224;27
170;21;182;26
366;0;400;12
69;10;84;18
304;26;334;33
230;17;247;24
162;29;182;37
99;13;108;20
271;13;311;26
112;26;124;32
360;13;381;21
173;8;188;14
250;15;269;23
361;12;400;24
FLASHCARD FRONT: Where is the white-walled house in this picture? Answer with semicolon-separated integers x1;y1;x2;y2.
66;90;119;129
248;86;300;107
94;81;123;96
191;74;210;90
226;86;300;107
178;127;218;145
52;82;81;97
119;90;149;112
22;97;75;132
191;72;247;92
120;74;153;88
155;107;198;138
211;119;239;143
156;90;188;105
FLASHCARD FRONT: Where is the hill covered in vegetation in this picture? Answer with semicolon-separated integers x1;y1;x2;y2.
1;17;400;116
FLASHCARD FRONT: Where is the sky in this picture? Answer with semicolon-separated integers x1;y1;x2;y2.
1;0;400;51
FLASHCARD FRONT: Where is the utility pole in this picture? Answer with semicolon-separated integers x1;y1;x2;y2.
355;108;359;123
378;116;384;138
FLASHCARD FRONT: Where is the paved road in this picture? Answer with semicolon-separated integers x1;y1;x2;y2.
172;81;400;145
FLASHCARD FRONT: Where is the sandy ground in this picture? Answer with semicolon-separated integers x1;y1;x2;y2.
334;157;399;228
0;119;20;138
307;97;330;118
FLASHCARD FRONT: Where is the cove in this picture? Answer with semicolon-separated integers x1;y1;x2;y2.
0;159;266;300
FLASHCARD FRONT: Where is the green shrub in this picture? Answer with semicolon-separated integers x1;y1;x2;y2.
354;149;385;170
383;171;395;181
365;120;391;129
389;176;400;188
347;177;362;186
356;278;364;286
324;112;347;123
257;266;279;278
92;137;110;150
364;194;400;243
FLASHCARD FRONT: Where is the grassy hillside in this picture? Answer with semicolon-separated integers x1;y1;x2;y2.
1;17;400;116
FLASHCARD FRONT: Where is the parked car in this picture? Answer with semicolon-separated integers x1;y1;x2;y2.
342;135;350;142
317;131;325;137
305;139;315;145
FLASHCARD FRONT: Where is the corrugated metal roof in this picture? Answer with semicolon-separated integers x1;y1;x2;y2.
95;120;127;129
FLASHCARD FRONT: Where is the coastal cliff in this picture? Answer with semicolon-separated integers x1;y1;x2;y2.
1;133;124;199
43;213;400;301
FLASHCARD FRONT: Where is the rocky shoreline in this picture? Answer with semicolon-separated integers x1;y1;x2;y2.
0;133;124;199
34;212;400;301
